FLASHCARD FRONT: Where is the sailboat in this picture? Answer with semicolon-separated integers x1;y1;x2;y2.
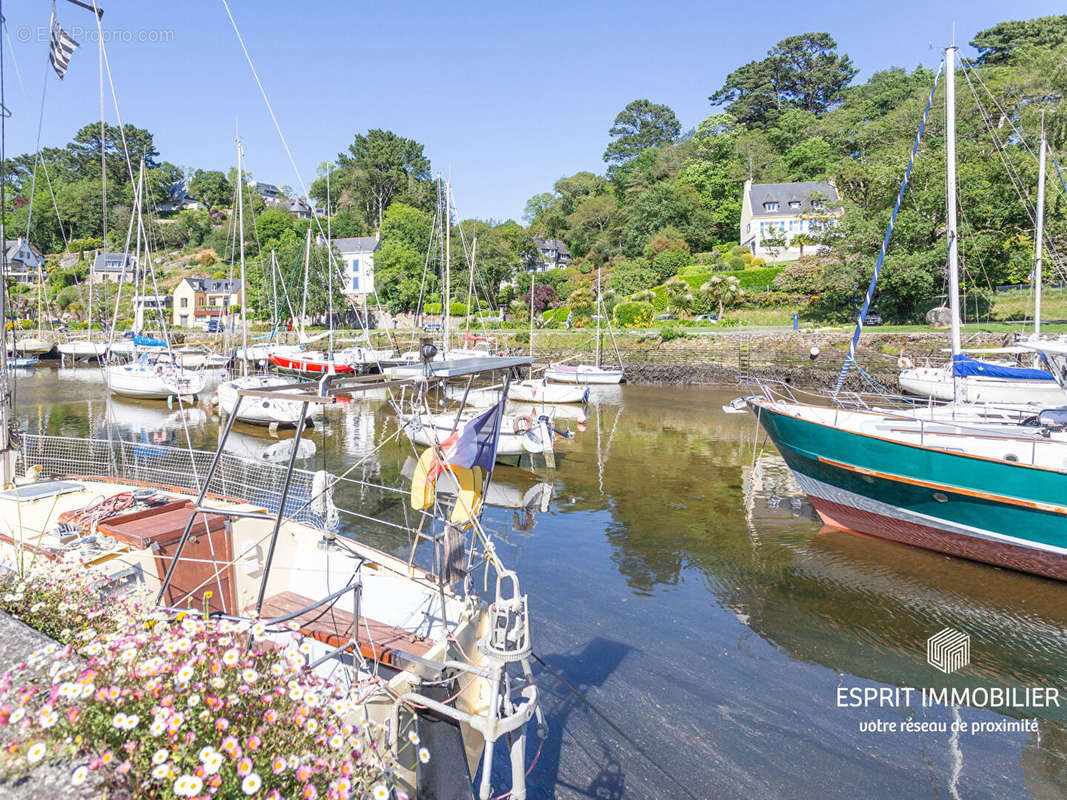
742;45;1067;581
508;269;590;403
57;258;107;361
218;138;320;425
898;116;1062;404
545;263;624;384
105;161;206;401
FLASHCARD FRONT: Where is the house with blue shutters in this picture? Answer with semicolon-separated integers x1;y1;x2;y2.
331;235;379;303
739;179;841;262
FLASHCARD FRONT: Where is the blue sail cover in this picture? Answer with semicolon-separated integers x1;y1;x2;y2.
952;353;1053;380
133;334;167;348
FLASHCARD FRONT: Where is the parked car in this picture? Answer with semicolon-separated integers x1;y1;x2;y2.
695;313;719;322
654;313;677;321
207;320;220;333
863;310;883;326
423;322;442;332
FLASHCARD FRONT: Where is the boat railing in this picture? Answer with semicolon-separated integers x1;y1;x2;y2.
16;433;336;528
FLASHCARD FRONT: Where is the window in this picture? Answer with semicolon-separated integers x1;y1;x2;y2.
180;297;188;308
351;258;360;272
789;200;801;209
352;275;359;291
746;223;751;234
759;221;765;233
180;315;188;326
763;201;779;211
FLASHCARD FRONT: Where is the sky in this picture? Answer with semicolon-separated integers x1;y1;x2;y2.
2;0;1065;223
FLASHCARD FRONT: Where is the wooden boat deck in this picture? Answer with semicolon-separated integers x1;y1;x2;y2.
258;590;434;669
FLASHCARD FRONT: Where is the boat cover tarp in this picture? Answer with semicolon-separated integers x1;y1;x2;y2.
133;334;167;348
951;353;1053;380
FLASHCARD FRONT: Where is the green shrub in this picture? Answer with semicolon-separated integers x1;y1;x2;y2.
659;321;686;341
613;300;655;328
727;255;746;270
720;267;784;289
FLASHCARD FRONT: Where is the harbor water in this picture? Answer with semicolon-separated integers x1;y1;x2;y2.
15;368;1067;799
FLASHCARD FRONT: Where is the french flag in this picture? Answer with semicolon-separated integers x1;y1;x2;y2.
429;401;504;479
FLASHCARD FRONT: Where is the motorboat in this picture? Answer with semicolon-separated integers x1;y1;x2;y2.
508;378;589;404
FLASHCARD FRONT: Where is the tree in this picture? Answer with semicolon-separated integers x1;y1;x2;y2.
522;283;558;315
189;170;231;211
372;202;434;312
323;129;432;228
709;33;856;124
971;16;1067;64
700;275;744;317
761;227;788;261
603;100;681;168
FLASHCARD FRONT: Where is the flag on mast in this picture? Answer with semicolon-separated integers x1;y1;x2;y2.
49;6;80;80
427;400;505;480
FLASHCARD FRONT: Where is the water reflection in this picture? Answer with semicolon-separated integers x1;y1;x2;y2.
13;370;1067;797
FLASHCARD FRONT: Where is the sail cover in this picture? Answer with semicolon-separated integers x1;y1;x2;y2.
133;334;167;348
951;354;1054;380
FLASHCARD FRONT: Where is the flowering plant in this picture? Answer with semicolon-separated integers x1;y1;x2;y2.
0;567;407;799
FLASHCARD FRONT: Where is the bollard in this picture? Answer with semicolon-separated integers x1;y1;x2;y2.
792;312;799;331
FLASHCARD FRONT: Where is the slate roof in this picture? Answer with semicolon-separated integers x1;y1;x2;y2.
182;277;242;293
2;238;44;265
331;236;380;255
92;252;137;271
748;181;839;217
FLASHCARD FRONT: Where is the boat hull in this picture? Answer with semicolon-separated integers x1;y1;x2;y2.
217;375;318;425
544;363;624;384
107;364;207;399
57;341;107;359
270;353;355;376
899;366;1064;404
508;380;589;404
749;399;1067;581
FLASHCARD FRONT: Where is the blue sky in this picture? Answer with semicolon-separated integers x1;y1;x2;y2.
3;0;1064;222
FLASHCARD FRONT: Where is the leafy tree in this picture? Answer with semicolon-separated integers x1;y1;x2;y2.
522;283;558;315
710;33;856;124
606;259;656;295
189;170;231;211
603;100;681;168
372;202;434;313
318;129;432;228
328;209;369;238
971;16;1067;64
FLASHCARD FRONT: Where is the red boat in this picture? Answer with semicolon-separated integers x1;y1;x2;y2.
269;353;355;376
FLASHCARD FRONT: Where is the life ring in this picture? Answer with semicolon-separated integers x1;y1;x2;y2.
513;415;533;434
409;447;484;528
897;355;914;370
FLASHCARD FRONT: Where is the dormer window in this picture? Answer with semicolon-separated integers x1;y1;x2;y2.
763;202;779;212
788;200;801;209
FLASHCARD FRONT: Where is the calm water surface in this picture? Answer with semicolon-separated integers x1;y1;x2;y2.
13;368;1067;799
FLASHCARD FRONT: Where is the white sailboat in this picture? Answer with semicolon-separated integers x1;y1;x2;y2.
510;270;590;403
106;162;205;401
545;263;624;384
58;257;106;360
899;116;1061;404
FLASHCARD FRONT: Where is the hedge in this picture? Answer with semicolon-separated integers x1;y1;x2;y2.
613;300;655;327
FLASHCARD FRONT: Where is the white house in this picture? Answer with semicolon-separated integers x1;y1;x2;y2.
739;179;841;262
527;237;572;272
331;235;379;303
2;237;45;284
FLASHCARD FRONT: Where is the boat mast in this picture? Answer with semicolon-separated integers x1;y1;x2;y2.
300;226;311;338
0;14;10;484
445;181;452;356
1034;114;1047;339
945;45;962;358
236;132;248;376
326;162;333;359
595;263;602;369
529;269;535;359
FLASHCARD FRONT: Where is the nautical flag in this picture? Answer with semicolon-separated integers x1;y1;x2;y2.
429;400;504;479
49;8;79;80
